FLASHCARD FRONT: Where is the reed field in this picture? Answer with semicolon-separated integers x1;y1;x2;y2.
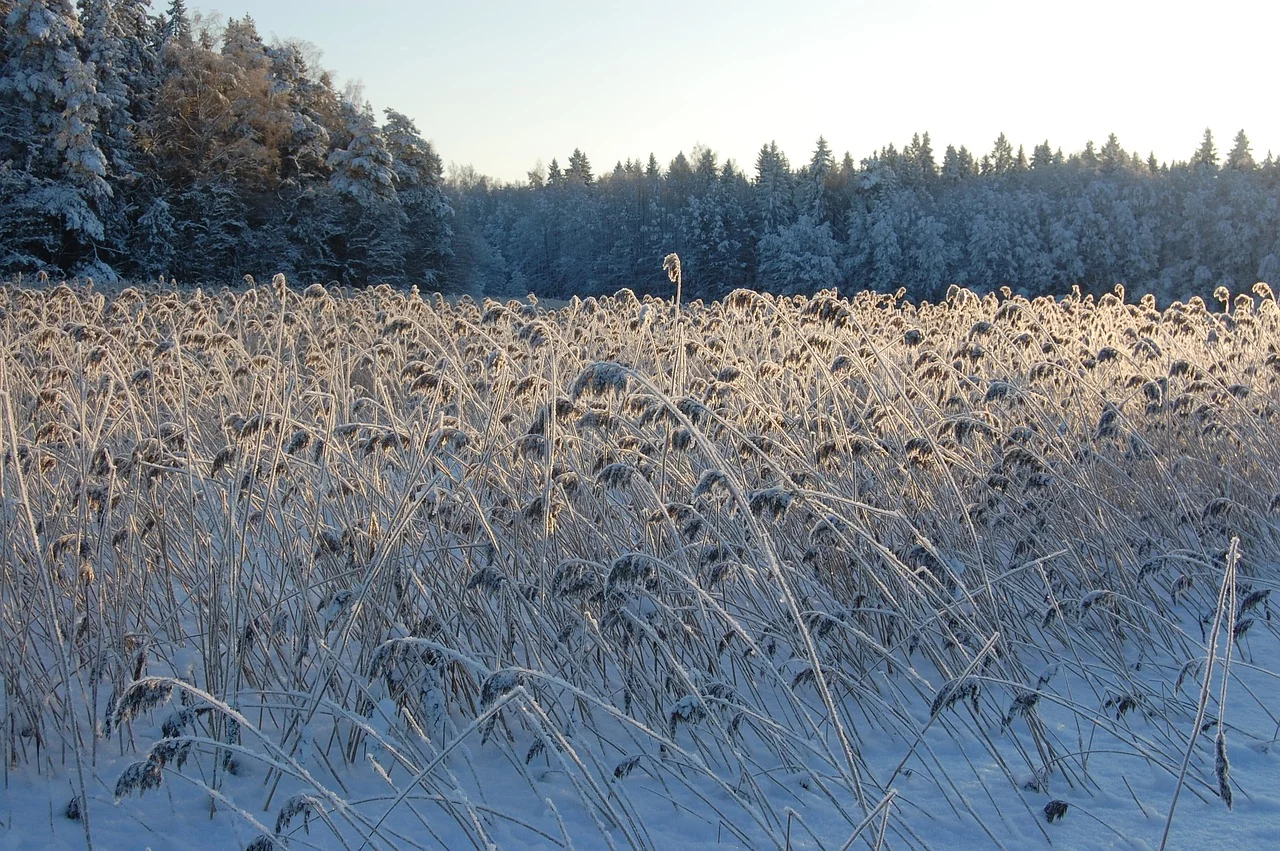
3;276;1280;850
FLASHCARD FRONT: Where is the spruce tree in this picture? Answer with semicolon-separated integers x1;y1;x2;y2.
0;0;112;272
753;140;793;233
327;100;396;203
1014;145;1029;172
164;0;191;44
691;144;718;193
941;144;975;181
384;108;453;283
1031;141;1054;170
1079;140;1099;172
1100;133;1125;174
915;131;937;179
803;135;832;219
566;147;592;185
1193;128;1217;171
989;132;1014;174
1226;129;1254;171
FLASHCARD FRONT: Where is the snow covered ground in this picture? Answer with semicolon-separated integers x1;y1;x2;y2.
4;617;1280;851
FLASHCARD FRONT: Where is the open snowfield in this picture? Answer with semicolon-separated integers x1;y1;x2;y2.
2;279;1280;850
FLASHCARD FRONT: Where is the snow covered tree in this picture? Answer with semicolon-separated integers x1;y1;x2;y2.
753;140;793;233
131;195;177;275
163;0;190;45
902;131;936;184
942;145;975;181
1075;140;1099;173
79;0;156;179
221;15;267;71
566;147;592;185
666;150;692;192
858;202;903;289
265;39;338;183
1260;251;1280;286
988;132;1015;175
677;163;748;298
320;99;404;283
858;152;901;198
383;107;453;283
0;0;113;271
1226;129;1254;171
800;135;832;219
327;99;395;203
1031;140;1056;170
1192;127;1217;171
691;144;718;194
1100;133;1126;174
525;160;545;189
756;214;840;293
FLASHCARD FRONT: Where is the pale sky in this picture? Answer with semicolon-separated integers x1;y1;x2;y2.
197;0;1279;183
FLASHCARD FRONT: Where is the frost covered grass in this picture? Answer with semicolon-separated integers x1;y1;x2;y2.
2;277;1280;849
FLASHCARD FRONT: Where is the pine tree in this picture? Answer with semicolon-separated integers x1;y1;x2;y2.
79;0;154;179
133;195;177;275
756;214;840;292
325;99;405;283
866;202;902;289
80;0;163;270
221;15;267;70
667;150;692;186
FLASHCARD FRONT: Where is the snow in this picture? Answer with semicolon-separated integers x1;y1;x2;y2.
1;606;1276;850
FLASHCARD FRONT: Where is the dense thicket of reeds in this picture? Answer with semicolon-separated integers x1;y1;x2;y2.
2;278;1277;849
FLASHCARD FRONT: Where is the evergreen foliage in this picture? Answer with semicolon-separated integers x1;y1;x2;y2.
450;130;1280;304
0;3;452;285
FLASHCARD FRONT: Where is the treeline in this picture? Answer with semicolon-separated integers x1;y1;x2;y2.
0;0;452;285
3;3;1279;301
448;131;1280;303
